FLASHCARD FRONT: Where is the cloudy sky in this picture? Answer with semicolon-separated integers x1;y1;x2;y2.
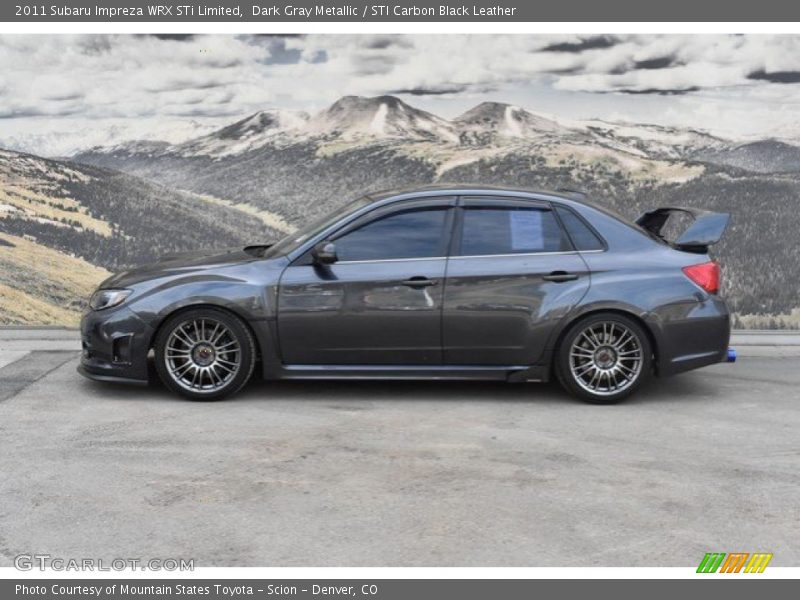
3;34;800;155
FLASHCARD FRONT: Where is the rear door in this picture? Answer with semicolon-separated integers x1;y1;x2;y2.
443;197;591;365
277;197;455;365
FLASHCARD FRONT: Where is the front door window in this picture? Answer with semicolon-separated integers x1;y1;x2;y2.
334;207;449;261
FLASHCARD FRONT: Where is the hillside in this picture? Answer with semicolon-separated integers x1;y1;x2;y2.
0;232;110;325
0;148;282;324
694;140;800;174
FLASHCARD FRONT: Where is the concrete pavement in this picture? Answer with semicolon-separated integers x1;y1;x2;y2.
0;328;798;567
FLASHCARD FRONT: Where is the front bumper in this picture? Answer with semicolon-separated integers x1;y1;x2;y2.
77;365;148;386
79;306;154;385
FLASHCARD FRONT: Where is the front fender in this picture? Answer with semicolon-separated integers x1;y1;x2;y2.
130;278;269;327
122;261;285;372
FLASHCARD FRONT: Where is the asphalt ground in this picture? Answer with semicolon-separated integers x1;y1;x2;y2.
0;329;798;567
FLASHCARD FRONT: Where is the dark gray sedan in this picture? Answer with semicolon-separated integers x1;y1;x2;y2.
79;186;732;403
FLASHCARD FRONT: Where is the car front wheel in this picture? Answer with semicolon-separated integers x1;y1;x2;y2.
555;313;652;404
154;308;256;401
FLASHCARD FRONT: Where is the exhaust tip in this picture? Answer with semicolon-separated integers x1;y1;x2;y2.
727;347;737;363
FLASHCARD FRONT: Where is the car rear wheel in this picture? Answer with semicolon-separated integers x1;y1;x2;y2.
154;308;256;401
555;313;652;404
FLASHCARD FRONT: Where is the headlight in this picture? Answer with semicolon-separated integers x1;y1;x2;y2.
89;289;132;311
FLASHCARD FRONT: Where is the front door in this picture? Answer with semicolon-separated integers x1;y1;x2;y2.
277;199;454;365
443;198;591;365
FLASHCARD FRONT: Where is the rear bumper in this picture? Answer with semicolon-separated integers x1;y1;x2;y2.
79;306;153;385
651;295;731;377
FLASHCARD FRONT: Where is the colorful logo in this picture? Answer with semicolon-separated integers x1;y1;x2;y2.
697;552;773;573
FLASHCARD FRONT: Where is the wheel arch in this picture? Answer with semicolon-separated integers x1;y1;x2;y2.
147;302;265;366
549;308;661;375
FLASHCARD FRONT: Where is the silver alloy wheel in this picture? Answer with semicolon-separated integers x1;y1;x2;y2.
568;321;643;397
164;318;241;393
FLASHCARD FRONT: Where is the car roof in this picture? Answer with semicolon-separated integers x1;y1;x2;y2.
366;184;647;229
366;184;592;206
365;184;648;243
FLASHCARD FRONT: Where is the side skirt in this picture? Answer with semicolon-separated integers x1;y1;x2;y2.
275;364;550;382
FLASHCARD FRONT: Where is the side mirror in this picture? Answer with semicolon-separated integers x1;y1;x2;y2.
311;241;338;265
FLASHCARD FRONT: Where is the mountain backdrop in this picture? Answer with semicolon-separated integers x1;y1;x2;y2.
2;95;799;327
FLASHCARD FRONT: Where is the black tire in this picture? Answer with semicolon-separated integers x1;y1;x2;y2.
555;313;652;404
154;307;256;401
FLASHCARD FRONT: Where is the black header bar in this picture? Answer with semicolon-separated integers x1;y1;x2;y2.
4;0;800;22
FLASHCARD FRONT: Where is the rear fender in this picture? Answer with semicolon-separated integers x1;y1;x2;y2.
542;300;662;368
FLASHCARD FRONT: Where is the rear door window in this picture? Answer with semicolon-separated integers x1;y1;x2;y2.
458;206;570;256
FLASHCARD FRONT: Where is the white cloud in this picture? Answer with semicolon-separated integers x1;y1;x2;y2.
2;34;800;154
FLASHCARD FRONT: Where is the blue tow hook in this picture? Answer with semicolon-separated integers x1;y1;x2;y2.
727;347;737;363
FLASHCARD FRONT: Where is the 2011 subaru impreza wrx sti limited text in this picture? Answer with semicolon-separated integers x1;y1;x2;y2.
79;186;734;404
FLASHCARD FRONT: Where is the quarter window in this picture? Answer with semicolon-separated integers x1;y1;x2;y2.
333;208;448;261
555;206;605;251
459;207;570;256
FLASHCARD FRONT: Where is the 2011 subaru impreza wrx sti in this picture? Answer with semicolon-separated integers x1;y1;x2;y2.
78;186;733;404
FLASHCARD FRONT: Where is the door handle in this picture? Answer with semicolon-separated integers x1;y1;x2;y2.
401;277;438;288
543;271;579;283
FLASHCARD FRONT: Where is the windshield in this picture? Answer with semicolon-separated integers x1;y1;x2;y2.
263;195;373;258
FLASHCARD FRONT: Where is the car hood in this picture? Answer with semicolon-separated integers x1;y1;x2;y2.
101;247;264;288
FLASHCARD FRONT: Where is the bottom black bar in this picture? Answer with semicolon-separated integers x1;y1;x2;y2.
2;579;796;600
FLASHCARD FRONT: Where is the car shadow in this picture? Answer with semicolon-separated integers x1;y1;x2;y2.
623;371;718;405
79;375;574;404
243;377;576;404
78;367;718;407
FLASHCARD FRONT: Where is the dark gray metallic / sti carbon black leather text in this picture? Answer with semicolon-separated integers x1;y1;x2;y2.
78;186;733;403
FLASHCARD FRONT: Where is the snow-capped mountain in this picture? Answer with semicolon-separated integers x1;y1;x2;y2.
576;119;729;159
173;110;310;158
75;95;743;163
303;95;459;143
75;94;792;207
0;118;225;159
215;110;309;140
455;102;575;143
123;96;463;159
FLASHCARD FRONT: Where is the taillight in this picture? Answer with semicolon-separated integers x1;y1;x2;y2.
682;261;720;294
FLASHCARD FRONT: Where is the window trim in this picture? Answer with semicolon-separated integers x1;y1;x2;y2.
449;249;605;260
335;255;448;265
460;196;550;210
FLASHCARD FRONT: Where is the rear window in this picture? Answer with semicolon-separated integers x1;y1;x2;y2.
459;207;570;256
575;199;667;245
555;206;605;251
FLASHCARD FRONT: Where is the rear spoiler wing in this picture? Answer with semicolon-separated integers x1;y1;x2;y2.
635;207;730;253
